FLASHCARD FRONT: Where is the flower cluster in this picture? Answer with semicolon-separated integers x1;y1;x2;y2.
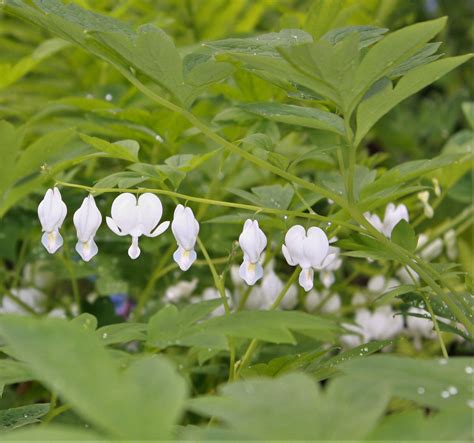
37;189;334;290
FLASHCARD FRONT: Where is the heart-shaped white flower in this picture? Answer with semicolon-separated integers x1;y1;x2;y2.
171;204;199;271
38;187;67;254
73;195;102;262
238;219;267;285
106;193;169;259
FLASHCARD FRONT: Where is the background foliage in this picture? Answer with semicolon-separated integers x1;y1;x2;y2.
0;0;472;440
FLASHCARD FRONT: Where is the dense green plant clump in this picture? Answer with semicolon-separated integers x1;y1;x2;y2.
0;0;472;441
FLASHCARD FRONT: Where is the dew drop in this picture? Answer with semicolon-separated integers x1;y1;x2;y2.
102;333;108;339
467;400;474;409
23;414;28;418
155;134;164;142
417;387;425;395
105;93;113;101
438;358;448;365
465;366;473;374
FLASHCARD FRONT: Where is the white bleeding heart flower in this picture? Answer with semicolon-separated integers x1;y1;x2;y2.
106;193;169;259
38;187;67;254
73;195;102;262
238;219;267;285
171;204;199;271
282;225;329;292
364;203;409;238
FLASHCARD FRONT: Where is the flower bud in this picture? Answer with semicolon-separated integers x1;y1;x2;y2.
73;195;102;262
171;205;199;271
37;187;67;254
238;219;267;285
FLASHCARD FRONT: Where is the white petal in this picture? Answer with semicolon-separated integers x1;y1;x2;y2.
303;227;329;268
75;239;99;262
320;270;335;288
298;268;314;292
137;193;163;235
110;193;138;235
283;225;306;266
38;188;67;232
106;216;126;236
364;212;383;233
383;203;409;237
148;220;170;238
282;244;297;266
173;246;197;271
171;205;199;249
239;219;267;263
73;195;102;242
41;229;63;254
128;236;141;259
239;260;263;286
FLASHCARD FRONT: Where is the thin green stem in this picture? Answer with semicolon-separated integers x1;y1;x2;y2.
235;268;300;377
405;266;448;358
55;180;363;233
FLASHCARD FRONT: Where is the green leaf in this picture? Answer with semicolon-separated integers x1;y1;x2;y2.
0;121;21;199
80;134;139;162
251;184;294;210
351;17;448;113
241;103;345;135
462;101;474;129
148;302;340;351
391;219;417;252
2;424;103;441
96;323;147;346
0;316;187;440
341;355;473;411
355;54;473;145
368;408;473;441
14;128;76;179
187;372;389;441
321;26;388;48
0;360;33;396
0;404;50;432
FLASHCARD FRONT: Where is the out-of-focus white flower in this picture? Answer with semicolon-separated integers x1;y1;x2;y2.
418;191;434;218
282;225;329;292
164;278;198;303
260;267;298;310
364;203;409;238
341;305;403;348
38;187;67;254
304;289;341;314
405;307;436;349
0;288;45;315
201;287;233;317
238;219;267;285
106;193;169;259
444;229;458;260
316;244;342;288
23;261;55;290
367;275;400;297
432;178;441;197
171;205;199;271
73;195;102;262
417;234;443;261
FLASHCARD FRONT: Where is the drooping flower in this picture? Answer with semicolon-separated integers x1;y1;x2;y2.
364;203;409;238
418;191;434;218
282;225;329;292
405;307;436;349
73;195;102;262
171;205;199;271
38;187;68;254
238;219;267;285
106;193;169;259
444;229;458;260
